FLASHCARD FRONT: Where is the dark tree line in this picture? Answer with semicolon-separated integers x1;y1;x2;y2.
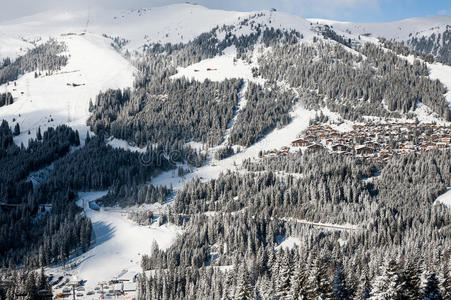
0;39;68;85
0;268;52;300
0;121;80;202
379;37;436;63
88;79;243;147
317;24;352;47
0;123;90;268
215;146;235;160
0;93;13;108
141;15;302;69
99;183;171;208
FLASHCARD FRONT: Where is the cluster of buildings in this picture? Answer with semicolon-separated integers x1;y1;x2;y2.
288;122;451;162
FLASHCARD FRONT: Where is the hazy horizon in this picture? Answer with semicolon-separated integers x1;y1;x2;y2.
0;0;450;23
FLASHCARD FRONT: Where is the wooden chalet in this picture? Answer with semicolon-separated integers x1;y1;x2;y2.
291;139;309;147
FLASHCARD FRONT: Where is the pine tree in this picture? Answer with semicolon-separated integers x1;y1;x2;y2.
276;251;294;299
36;126;42;141
85;131;91;144
235;268;252;300
37;267;51;295
289;263;309;300
13;123;20;136
439;259;451;300
422;271;442;300
308;258;333;299
355;269;371;300
332;265;350;300
370;259;403;300
403;259;421;299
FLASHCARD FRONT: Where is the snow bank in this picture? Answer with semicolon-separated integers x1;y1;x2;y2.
276;236;301;250
107;137;147;153
435;188;451;208
170;46;261;83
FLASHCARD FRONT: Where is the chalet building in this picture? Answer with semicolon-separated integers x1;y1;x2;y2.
330;132;340;138
356;146;374;155
365;141;379;149
291;139;309;147
307;144;324;152
437;142;447;149
306;135;316;142
332;144;350;152
286;122;450;161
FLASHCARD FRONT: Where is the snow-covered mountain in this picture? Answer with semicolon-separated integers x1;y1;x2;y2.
1;3;450;147
0;4;317;146
308;16;451;41
1;5;451;298
3;4;449;60
310;16;451;64
1;3;314;59
0;4;244;59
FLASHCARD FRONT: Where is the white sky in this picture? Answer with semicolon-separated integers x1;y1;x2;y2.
0;0;449;23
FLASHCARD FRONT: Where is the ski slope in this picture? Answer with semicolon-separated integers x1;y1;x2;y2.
0;33;135;146
171;46;257;83
151;104;316;189
48;191;181;299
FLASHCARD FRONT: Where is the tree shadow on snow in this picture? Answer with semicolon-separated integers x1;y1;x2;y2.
91;221;115;247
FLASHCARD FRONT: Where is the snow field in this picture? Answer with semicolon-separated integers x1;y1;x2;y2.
435;188;451;208
0;33;135;146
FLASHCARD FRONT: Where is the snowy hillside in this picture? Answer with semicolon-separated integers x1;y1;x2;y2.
0;4;250;60
0;33;135;146
1;5;451;299
0;3;322;58
308;15;451;42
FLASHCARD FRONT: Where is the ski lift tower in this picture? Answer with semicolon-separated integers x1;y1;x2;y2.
99;280;109;299
84;6;91;33
68;278;80;300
